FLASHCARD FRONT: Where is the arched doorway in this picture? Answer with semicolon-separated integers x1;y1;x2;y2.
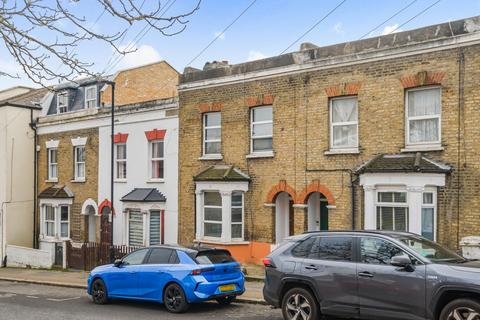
85;205;97;242
275;192;294;244
307;192;329;231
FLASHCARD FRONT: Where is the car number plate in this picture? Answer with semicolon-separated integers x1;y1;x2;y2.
219;284;236;292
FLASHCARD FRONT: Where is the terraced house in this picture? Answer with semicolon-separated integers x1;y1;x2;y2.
178;16;480;264
36;61;179;267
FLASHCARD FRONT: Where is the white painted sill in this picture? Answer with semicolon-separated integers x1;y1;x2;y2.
114;179;127;183
198;154;223;161
71;178;86;183
146;178;165;183
401;144;444;152
194;239;250;246
246;151;274;159
45;179;58;183
324;148;360;155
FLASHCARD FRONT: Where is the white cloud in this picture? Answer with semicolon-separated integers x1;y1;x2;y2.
214;31;226;40
382;24;402;35
247;50;268;61
117;44;162;69
333;22;345;37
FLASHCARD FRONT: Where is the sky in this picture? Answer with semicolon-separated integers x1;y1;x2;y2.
0;0;479;90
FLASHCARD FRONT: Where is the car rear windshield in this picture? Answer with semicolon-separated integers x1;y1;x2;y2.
194;250;236;265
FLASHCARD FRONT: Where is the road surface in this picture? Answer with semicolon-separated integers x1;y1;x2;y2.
0;280;282;320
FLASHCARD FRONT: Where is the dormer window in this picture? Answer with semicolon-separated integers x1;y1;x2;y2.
57;92;68;114
85;85;97;108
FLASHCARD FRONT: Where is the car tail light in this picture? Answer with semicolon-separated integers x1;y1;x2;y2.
190;267;214;275
263;257;276;268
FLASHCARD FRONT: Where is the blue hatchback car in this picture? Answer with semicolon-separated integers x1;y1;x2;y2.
87;245;245;313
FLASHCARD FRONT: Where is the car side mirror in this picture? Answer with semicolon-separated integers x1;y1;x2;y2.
113;259;123;267
391;255;412;269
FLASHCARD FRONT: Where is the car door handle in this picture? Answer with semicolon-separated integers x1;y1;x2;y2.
358;271;374;278
305;265;318;271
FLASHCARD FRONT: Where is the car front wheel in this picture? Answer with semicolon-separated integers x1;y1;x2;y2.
281;287;318;320
91;279;109;305
440;298;480;320
163;283;189;313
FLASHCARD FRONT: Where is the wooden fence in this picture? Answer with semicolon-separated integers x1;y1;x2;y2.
66;242;141;271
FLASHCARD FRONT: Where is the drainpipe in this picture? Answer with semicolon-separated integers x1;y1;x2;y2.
106;81;116;262
29;108;38;249
456;49;465;248
350;173;356;230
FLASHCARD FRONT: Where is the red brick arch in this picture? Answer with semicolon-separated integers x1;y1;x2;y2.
265;180;297;204
296;181;335;205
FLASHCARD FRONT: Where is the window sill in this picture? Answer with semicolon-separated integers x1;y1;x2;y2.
114;179;127;183
246;151;274;159
71;178;85;183
198;155;223;161
194;239;250;246
45;179;58;183
324;148;359;155
39;236;70;243
401;145;444;153
146;178;165;183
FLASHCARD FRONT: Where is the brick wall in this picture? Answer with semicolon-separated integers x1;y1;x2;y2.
37;128;99;242
178;45;480;249
101;61;179;106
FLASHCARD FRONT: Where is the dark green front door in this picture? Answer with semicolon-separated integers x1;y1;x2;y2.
320;201;329;230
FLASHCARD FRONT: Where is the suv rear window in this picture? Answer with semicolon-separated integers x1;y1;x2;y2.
195;250;235;265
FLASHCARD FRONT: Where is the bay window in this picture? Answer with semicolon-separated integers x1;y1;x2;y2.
41;204;70;239
203;192;222;238
330;96;358;150
150;140;164;179
149;211;161;245
127;210;164;246
203;112;221;156
406;87;441;147
45;205;55;237
376;191;408;232
421;191;436;240
231;192;243;239
251;106;273;153
128;210;143;246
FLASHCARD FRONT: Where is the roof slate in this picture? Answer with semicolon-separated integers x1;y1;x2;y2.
194;165;250;182
38;185;74;199
356;153;452;174
121;188;166;202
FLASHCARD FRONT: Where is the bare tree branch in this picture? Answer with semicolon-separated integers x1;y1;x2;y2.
0;0;201;86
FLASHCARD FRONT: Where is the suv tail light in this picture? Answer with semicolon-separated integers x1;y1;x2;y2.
190;267;214;275
263;257;276;268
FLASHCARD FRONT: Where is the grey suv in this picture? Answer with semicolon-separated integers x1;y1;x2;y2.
263;231;480;320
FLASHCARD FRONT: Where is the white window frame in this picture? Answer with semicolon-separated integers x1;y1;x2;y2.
41;203;70;240
149;140;164;181
329;96;359;151
125;209;164;246
202;112;222;157
74;146;86;181
203;191;223;241
250;105;273;155
84;85;97;109
57;92;68;114
127;210;144;247
231;191;244;240
148;210;162;246
47;148;58;181
115;143;127;181
59;205;70;239
375;189;409;232
421;188;437;241
405;86;442;148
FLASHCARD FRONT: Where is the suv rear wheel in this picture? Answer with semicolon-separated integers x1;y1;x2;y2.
281;287;318;320
440;298;480;320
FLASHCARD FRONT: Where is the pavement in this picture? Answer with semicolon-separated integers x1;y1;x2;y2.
0;280;282;320
0;267;265;304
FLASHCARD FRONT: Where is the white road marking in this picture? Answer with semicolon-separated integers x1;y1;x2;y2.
0;293;16;298
47;297;81;302
26;296;39;299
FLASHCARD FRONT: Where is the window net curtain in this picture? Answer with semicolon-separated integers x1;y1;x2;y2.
332;98;357;147
408;89;440;143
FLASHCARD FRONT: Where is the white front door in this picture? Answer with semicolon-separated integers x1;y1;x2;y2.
275;192;290;244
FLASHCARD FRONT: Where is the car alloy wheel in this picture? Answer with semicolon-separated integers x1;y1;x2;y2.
164;283;189;313
91;279;108;305
447;307;480;320
285;293;312;320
